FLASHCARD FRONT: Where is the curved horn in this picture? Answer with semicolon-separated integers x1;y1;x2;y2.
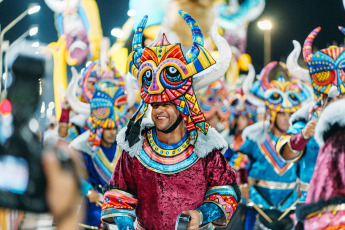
192;21;232;91
178;10;204;63
127;16;147;78
67;67;91;116
257;61;278;90
287;40;311;83
148;28;163;47
125;77;137;108
44;0;65;13
242;64;265;107
303;27;321;63
132;15;148;67
81;62;96;102
125;72;141;91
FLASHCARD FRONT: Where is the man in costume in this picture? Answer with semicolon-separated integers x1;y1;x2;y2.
68;61;130;229
100;11;240;230
295;98;345;230
235;61;310;229
225;66;258;152
276;27;345;202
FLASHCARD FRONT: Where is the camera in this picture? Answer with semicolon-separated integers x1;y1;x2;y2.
0;41;51;212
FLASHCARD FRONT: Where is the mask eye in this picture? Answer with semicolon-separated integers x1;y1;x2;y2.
231;99;239;107
161;66;183;86
268;93;282;105
312;70;334;86
288;93;300;105
167;66;178;75
245;100;252;106
93;107;111;120
143;70;153;87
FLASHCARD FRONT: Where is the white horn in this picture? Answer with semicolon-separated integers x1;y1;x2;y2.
148;28;163;47
125;72;141;91
287;40;311;83
242;64;266;108
125;73;139;108
66;67;91;116
192;20;232;91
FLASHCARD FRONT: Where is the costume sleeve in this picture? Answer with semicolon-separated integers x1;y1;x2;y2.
276;121;310;162
80;178;93;196
113;216;135;230
101;151;138;226
197;151;240;228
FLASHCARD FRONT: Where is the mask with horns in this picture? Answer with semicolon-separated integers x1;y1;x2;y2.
125;10;232;146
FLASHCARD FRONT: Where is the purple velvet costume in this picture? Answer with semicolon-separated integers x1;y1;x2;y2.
110;150;235;229
101;121;239;230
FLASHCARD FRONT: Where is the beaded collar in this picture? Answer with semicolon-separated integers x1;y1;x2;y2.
136;128;199;174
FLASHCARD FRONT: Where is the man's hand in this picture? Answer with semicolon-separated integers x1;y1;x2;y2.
182;210;201;230
61;97;70;110
87;190;101;206
302;120;317;139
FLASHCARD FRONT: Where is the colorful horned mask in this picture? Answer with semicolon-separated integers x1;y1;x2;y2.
197;79;230;122
87;79;128;151
228;76;257;124
67;61;133;151
303;27;345;97
126;10;232;145
249;61;310;123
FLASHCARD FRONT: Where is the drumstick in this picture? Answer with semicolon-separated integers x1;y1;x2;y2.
277;198;300;221
251;202;273;223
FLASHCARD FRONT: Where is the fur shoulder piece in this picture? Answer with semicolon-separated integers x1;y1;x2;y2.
314;99;345;146
69;130;93;156
242;120;270;144
116;118;228;158
289;101;314;125
296;197;345;222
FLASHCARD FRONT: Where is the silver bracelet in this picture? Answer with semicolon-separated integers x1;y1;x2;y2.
195;209;203;226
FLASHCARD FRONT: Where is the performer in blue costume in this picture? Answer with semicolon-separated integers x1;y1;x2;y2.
276;27;345;203
69;62;130;229
235;61;310;229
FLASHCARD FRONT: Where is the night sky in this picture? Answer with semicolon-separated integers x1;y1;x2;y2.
1;0;345;71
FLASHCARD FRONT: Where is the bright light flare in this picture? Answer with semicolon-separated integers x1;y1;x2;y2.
257;20;272;30
28;3;40;15
29;26;38;36
111;28;124;38
127;9;136;17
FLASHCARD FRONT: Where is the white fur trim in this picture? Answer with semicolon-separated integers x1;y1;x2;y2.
241;120;270;144
314;99;345;146
69;130;93;156
289;101;314;125
116;118;228;158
